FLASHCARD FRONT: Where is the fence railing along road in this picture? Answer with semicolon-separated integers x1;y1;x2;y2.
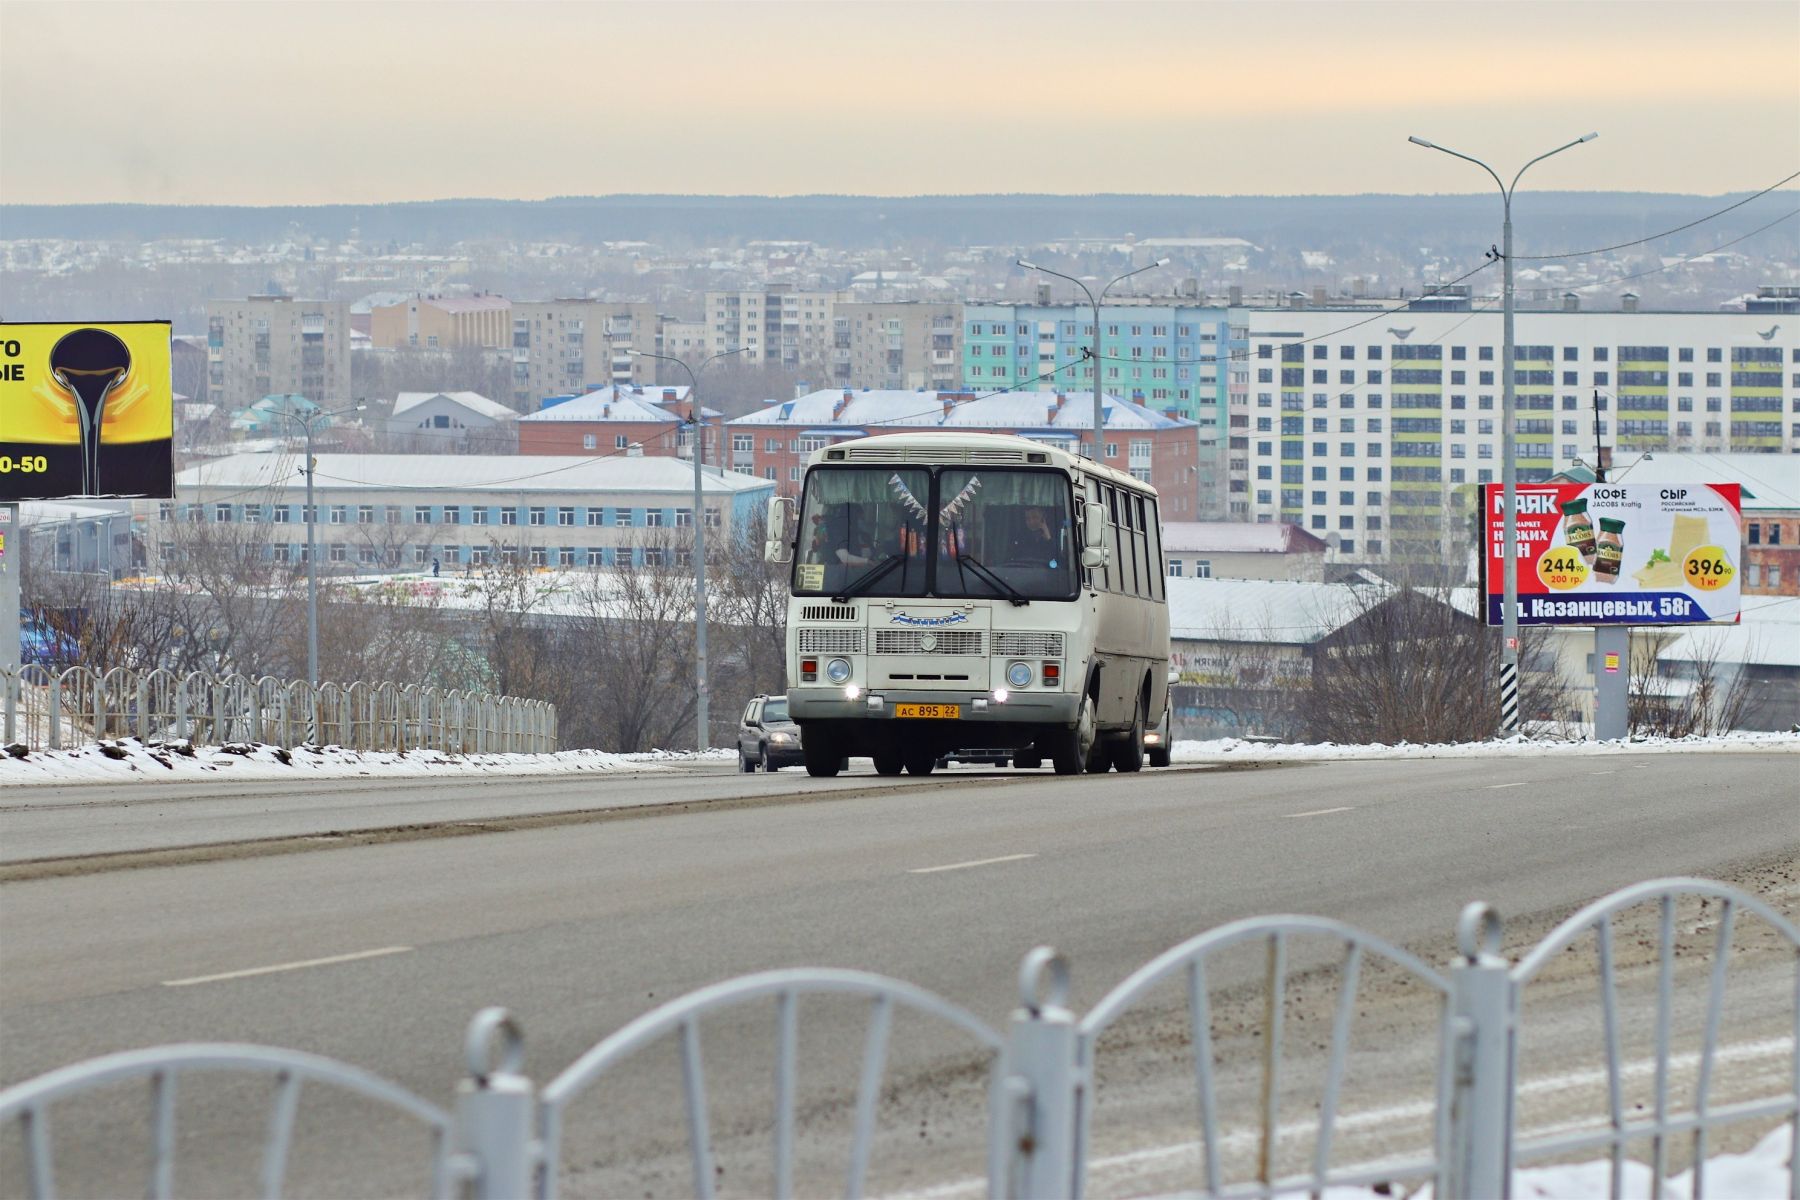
3;878;1794;1198
1;665;557;754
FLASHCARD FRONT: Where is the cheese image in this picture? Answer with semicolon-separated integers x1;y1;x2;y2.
1632;514;1710;588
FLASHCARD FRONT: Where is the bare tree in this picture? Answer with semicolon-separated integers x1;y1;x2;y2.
707;514;790;725
1627;628;1755;738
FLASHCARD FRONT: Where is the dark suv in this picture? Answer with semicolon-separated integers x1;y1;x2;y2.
738;695;803;772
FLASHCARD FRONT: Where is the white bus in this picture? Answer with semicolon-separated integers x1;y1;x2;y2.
764;432;1171;777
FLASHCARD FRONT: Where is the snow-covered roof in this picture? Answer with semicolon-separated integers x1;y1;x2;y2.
175;453;773;497
1607;453;1798;511
1166;579;1477;644
727;389;1194;432
1657;594;1800;668
392;391;517;421
1161;522;1328;555
518;386;704;423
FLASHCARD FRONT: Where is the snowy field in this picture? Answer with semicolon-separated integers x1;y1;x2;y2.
0;732;1793;786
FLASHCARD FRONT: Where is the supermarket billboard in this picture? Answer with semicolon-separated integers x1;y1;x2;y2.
0;321;174;500
1481;482;1743;626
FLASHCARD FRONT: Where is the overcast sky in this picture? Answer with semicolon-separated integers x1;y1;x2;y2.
2;0;1796;205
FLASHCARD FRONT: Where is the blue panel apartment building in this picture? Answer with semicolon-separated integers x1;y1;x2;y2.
961;304;1239;436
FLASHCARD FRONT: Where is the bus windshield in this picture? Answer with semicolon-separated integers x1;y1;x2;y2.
793;465;1076;602
934;468;1077;602
794;467;932;598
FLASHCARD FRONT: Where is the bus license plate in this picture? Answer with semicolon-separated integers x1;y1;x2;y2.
895;703;959;719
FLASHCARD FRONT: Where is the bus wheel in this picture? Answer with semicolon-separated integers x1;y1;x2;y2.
903;746;936;776
803;733;841;778
1112;704;1145;773
1051;697;1095;775
873;745;904;776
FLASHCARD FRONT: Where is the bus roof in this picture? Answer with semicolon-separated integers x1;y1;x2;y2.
805;431;1155;495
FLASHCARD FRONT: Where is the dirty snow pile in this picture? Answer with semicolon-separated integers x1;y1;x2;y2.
0;739;659;785
1173;730;1799;764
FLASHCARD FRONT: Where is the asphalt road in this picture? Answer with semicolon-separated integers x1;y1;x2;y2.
1;752;1795;1197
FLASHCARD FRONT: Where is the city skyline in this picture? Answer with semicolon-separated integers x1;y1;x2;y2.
2;0;1796;206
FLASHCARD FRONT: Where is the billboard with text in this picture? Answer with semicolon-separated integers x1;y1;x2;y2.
0;321;174;501
1481;482;1742;626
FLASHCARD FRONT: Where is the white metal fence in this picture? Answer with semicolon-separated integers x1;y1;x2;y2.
2;878;1794;1199
0;666;557;754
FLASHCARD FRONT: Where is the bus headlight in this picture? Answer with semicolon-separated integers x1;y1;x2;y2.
1006;661;1034;689
825;657;852;684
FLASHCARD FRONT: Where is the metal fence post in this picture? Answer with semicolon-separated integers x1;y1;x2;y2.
454;1008;536;1200
1004;947;1080;1200
1448;902;1514;1200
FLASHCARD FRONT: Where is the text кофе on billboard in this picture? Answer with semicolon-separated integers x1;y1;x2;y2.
0;321;174;501
1482;482;1743;626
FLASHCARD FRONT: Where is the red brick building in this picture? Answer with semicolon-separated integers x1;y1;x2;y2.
516;385;721;462
723;388;1206;516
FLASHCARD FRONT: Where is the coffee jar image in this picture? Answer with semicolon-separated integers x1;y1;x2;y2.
1560;497;1597;561
1593;518;1626;585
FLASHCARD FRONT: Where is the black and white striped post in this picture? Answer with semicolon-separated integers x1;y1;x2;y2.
1499;659;1520;735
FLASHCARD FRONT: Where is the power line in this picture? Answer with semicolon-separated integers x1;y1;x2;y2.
1566;207;1799;292
1513;170;1800;261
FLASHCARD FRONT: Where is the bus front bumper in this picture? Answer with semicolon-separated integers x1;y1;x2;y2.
789;688;1082;726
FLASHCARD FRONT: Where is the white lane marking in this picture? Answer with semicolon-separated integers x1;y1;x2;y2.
162;946;413;987
908;853;1036;875
1487;781;1530;789
1588;770;1618;776
886;1036;1794;1200
1286;806;1354;818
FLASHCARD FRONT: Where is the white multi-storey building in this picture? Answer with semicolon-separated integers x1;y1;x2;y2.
705;285;845;367
1235;303;1798;563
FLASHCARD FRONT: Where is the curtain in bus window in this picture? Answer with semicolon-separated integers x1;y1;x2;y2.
935;469;1076;601
795;467;930;596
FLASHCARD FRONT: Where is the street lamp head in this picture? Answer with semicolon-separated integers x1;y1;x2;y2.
1152;257;1171;268
1579;132;1600;143
1017;259;1039;270
1407;135;1435;149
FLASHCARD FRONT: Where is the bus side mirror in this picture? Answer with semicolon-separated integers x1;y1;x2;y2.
1081;546;1107;569
764;496;796;564
1082;503;1106;550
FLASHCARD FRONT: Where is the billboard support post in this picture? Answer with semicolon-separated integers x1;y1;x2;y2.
1;503;18;745
1594;625;1630;741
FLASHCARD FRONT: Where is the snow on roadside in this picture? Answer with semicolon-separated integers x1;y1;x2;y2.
1173;730;1799;764
0;739;663;786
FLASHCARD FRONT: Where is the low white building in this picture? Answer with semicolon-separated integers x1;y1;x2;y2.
1160;521;1327;581
153;453;774;573
385;391;519;450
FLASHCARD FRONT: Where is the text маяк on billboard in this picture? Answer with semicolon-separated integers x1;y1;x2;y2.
0;321;174;501
1482;482;1743;627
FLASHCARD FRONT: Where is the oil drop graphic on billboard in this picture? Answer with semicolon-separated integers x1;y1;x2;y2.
0;321;174;500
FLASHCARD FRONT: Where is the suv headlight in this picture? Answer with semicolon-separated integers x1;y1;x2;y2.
825;657;852;684
1006;661;1034;689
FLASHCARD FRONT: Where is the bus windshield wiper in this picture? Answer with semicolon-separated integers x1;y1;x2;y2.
957;554;1030;606
831;553;906;602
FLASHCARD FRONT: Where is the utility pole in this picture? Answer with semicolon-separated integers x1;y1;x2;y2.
1017;257;1169;462
631;349;745;753
1589;388;1628;740
276;398;365;685
1409;132;1597;737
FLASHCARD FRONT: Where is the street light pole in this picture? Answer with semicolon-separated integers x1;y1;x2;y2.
276;399;365;685
631;348;746;753
1408;132;1596;737
1018;257;1169;462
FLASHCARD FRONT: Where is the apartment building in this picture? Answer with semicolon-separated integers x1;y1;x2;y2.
723;388;1203;515
706;285;845;367
368;293;510;350
516;385;721;463
1236;304;1799;564
157;453;773;572
961;302;1237;430
509;301;662;409
832;301;961;390
659;318;710;361
204;296;351;411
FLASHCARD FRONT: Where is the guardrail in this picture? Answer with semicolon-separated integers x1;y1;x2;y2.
2;879;1794;1198
0;666;557;754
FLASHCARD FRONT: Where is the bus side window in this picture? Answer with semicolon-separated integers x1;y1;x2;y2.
1120;487;1140;597
1106;486;1124;594
1143;496;1164;601
1135;494;1154;600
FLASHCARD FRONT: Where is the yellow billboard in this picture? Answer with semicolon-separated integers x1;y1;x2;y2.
0;320;174;500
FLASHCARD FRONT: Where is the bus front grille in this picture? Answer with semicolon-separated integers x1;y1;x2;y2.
797;628;866;654
993;632;1065;658
875;630;986;655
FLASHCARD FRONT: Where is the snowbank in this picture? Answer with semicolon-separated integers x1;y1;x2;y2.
0;740;661;786
1173;730;1799;764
